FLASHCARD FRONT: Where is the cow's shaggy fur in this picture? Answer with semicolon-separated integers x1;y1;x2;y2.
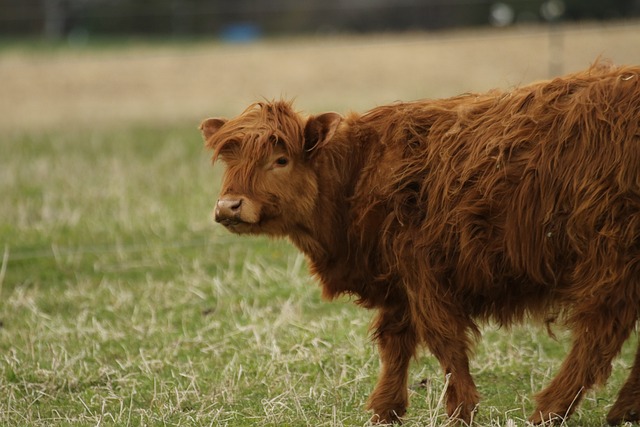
201;62;640;425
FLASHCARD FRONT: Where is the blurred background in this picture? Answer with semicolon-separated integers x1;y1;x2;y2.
2;0;640;40
1;0;639;133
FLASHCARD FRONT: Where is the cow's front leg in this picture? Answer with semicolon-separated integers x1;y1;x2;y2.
418;302;480;424
367;306;417;424
432;343;479;424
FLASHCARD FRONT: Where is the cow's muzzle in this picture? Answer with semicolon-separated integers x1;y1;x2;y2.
215;196;244;226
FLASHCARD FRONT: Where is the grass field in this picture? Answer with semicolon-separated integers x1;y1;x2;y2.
2;22;640;426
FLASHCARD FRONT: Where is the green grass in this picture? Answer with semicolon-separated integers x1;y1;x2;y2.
1;125;638;426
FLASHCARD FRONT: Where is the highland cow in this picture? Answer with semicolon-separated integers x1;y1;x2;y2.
201;62;640;425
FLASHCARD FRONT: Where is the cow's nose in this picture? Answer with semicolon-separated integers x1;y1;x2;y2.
215;197;243;222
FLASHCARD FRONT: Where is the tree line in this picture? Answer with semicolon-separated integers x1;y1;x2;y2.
0;0;638;40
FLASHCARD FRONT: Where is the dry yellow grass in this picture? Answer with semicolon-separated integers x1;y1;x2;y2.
1;21;639;133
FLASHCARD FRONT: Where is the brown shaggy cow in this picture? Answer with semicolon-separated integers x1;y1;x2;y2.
201;62;640;425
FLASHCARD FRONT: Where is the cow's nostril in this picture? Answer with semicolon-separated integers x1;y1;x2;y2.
215;197;243;223
218;198;242;212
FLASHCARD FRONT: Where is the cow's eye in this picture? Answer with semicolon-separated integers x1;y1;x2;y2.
274;157;289;167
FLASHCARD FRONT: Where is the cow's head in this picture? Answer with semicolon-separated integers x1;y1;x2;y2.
200;100;342;235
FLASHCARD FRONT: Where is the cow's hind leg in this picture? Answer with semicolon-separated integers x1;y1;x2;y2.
607;340;640;425
367;305;417;424
530;297;637;424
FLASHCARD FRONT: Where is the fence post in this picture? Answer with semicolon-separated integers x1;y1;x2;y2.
43;0;65;40
541;0;566;77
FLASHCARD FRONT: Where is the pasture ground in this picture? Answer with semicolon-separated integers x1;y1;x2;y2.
1;22;640;426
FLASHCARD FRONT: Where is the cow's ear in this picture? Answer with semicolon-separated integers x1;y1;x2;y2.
199;117;228;147
304;112;342;155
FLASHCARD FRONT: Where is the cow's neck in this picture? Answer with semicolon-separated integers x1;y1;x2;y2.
289;139;355;265
288;117;377;299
